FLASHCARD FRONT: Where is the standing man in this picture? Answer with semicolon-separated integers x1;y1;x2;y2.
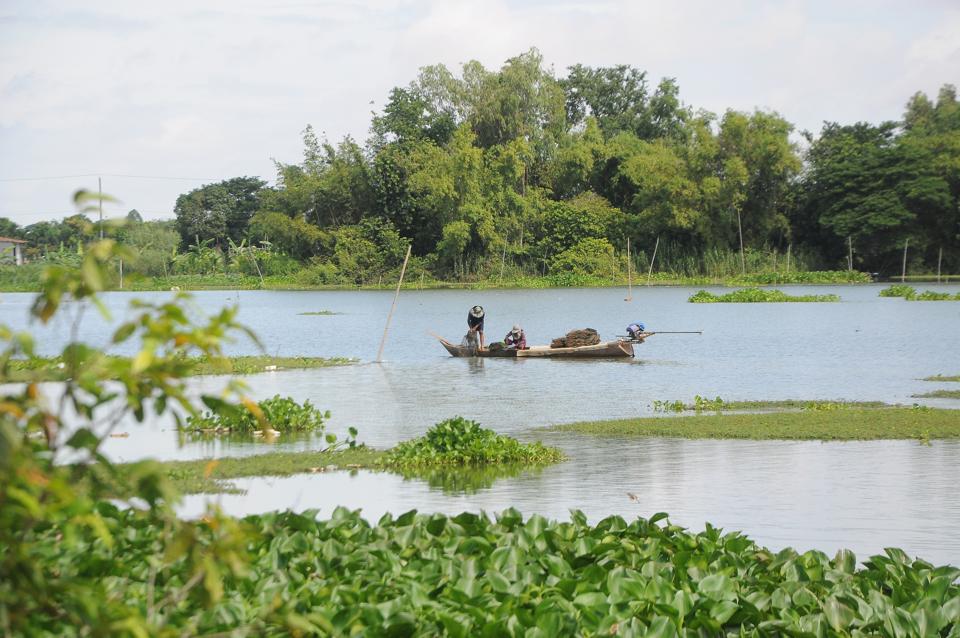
467;305;485;350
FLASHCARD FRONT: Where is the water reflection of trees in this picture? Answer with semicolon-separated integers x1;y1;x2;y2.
399;464;544;494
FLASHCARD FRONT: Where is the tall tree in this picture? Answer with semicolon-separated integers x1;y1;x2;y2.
173;177;266;247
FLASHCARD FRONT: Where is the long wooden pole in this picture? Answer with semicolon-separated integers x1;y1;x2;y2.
98;177;104;240
786;243;791;272
847;236;853;271
901;238;909;283
937;246;942;284
736;209;745;274
646;235;660;285
624;238;633;302
376;244;412;363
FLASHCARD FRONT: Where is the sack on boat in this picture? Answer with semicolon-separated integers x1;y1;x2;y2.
550;328;600;348
488;341;505;351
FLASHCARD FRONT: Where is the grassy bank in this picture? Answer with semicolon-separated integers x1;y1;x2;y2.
922;374;960;382
549;407;960;440
0;268;872;293
913;390;960;399
652;397;888;412
127;447;385;494
3;354;354;382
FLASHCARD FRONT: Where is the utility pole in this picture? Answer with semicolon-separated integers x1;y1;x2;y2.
98;176;104;239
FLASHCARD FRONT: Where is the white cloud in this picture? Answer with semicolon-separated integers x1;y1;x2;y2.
0;0;958;223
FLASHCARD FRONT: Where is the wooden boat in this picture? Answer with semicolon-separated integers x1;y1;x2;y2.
437;336;640;358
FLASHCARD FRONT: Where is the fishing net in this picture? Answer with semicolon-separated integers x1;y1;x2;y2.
461;332;479;348
550;328;600;348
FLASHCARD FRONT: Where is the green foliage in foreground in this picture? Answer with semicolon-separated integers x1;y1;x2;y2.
879;285;960;301
386;416;564;467
688;288;841;303
3;354;354;382
551;407;960;440
19;504;960;637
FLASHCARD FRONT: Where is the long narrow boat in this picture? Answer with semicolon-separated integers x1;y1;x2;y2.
437;336;640;358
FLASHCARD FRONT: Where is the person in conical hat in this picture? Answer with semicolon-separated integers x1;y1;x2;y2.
467;305;485;350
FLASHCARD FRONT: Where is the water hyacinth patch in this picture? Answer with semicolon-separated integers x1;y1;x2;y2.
879;285;960;301
688;288;841;303
385;416;564;467
19;505;960;636
182;394;358;448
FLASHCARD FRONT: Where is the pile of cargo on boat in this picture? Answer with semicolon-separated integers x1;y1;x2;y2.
550;328;600;349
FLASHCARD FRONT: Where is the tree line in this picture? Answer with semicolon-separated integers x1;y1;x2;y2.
3;49;958;282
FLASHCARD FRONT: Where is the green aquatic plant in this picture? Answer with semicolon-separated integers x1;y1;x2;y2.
880;285;960;301
911;290;960;301
652;399;685;412
693;394;725;412
879;284;916;297
384;416;564;467
16;505;960;636
183;395;358;448
688;288;840;303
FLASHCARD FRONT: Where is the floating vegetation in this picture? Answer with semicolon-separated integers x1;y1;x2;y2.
878;284;916;297
182;395;358;449
688;288;840;303
913;390;960;399
20;504;960;636
297;310;339;315
879;285;960;301
551;407;960;440
384;417;564;467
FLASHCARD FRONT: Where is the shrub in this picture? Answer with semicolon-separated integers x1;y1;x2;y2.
550;237;616;279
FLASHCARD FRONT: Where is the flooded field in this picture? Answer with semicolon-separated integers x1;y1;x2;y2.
3;283;960;563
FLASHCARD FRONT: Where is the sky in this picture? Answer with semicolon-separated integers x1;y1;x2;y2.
0;0;958;226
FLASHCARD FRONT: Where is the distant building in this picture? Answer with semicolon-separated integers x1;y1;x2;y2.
0;236;26;265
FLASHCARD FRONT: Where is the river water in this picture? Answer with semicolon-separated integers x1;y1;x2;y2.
2;284;959;564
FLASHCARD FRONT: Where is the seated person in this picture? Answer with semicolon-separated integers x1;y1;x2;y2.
626;322;647;341
504;324;527;350
467;305;485;349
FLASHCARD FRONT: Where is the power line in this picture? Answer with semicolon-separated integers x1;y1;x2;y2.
0;173;222;183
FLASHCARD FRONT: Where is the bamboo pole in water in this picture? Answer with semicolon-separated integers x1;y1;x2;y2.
937;247;942;283
624;238;633;302
901;238;909;283
646;236;660;286
376;244;412;363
